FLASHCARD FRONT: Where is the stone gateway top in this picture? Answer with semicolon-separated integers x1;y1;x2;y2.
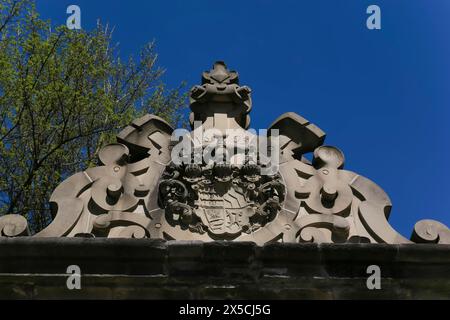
0;61;448;245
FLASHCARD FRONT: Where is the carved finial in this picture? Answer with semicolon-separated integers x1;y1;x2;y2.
189;61;252;129
202;61;238;85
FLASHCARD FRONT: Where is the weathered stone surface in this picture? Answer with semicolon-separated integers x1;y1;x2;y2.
1;61;448;245
0;238;448;299
0;61;449;300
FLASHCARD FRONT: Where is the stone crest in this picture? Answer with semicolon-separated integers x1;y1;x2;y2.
159;162;285;238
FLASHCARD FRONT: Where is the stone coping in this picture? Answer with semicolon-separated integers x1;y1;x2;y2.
0;238;448;278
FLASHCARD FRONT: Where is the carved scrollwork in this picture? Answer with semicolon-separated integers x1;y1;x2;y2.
0;214;29;237
299;227;329;243
411;219;450;244
116;225;148;239
92;212;152;238
295;214;350;243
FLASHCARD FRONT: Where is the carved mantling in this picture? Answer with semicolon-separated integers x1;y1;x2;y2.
1;61;449;245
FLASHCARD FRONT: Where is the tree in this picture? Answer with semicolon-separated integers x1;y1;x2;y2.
0;0;187;233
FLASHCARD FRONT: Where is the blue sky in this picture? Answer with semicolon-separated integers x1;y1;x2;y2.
37;0;450;238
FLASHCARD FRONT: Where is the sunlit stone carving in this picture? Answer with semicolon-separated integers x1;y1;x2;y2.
2;61;448;244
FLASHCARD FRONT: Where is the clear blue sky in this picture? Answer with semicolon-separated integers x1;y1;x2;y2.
37;0;450;238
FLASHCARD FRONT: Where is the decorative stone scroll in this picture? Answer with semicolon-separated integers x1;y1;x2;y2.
1;61;449;245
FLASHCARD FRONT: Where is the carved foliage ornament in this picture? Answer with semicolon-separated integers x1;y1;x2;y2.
1;61;449;245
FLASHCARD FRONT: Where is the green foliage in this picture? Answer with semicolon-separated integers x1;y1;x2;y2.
0;0;187;232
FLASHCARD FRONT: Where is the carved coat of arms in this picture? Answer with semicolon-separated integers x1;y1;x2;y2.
158;162;285;239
